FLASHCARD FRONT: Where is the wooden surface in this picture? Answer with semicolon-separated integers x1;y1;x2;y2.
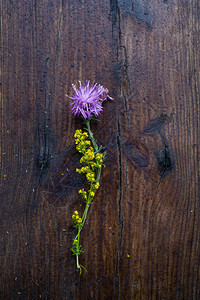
0;0;199;299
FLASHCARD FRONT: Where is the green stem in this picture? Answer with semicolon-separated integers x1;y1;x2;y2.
85;119;98;152
76;227;81;269
76;254;80;269
82;198;91;224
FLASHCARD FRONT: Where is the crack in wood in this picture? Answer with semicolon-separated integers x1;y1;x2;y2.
114;117;124;300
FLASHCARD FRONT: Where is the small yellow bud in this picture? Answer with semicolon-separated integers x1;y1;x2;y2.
74;211;78;215
95;182;100;189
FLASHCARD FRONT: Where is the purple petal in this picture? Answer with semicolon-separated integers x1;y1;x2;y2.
67;81;113;119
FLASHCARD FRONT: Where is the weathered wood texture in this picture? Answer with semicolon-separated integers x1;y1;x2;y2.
0;0;199;299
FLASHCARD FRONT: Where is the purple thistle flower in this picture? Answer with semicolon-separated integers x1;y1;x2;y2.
67;81;113;119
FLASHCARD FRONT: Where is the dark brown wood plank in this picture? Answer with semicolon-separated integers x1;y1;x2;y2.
0;0;199;299
111;1;200;299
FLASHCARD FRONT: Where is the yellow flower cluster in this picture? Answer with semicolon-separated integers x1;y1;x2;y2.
72;211;82;228
94;182;100;189
90;191;95;197
95;153;103;168
96;153;103;163
75;129;103;175
83;147;95;161
79;183;99;203
88;182;100;199
86;171;95;182
76;167;96;183
79;188;87;200
74;130;91;153
76;166;90;174
73;129;103;213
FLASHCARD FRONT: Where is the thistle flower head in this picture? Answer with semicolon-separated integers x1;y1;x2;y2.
67;81;113;119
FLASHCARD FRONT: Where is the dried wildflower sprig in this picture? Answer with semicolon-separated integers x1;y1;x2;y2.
71;128;105;273
67;81;112;274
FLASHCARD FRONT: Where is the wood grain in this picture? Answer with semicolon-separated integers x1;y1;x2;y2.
0;0;199;299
